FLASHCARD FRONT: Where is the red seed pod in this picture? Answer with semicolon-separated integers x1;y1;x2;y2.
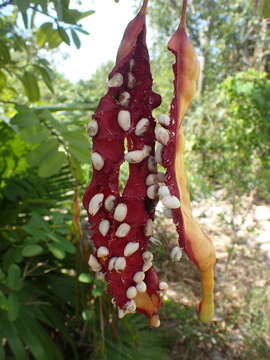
83;0;162;326
160;0;216;322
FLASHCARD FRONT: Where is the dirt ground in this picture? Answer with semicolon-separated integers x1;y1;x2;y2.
152;191;270;360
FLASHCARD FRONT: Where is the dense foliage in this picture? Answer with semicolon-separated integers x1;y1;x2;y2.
0;0;269;359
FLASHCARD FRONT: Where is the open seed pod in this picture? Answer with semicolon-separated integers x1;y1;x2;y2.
83;0;162;327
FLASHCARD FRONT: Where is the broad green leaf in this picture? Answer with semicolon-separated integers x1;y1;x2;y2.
62;8;94;24
0;290;8;310
70;29;81;49
14;0;29;13
48;29;62;49
2;316;27;360
48;244;65;259
7;293;20;322
0;70;7;90
7;264;23;291
22;244;43;257
37;66;54;93
38;150;66;177
58;26;70;45
78;273;93;283
0;343;4;360
48;233;75;253
21;71;40;102
54;0;63;20
27;139;58;166
11;109;38;129
0;40;11;62
36;22;53;47
262;0;270;17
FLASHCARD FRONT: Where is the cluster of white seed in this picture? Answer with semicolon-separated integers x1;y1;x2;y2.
86;58;183;322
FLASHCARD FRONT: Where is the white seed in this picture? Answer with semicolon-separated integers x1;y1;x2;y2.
135;118;150;136
142;251;154;262
136;281;147;293
111;298;116;306
129;58;135;70
125;145;150;163
150;315;161;328
124;242;139;257
155;144;163;164
118;110;131;131
88;193;104;216
158;114;170;127
142;261;152;272
104;195;116;212
159;281;169;291
97;246;109;258
163;208;173;218
115;223;131;238
99;219;110;236
127;72;136;89
108;72;123;87
147;184;158;199
145;174;157;186
118;308;126;319
133;271;145;283
87;120;98;136
88;254;102;272
155;127;170;145
148;156;157;172
125;300;136;313
108;257;117;271
170;246;183;262
96;272;105;281
158;185;170;199
92;152;104;171
162;195;180;209
149;236;161;245
115;257;126;271
126;286;137;299
113;203;128;222
144;219;153;236
119;91;130;107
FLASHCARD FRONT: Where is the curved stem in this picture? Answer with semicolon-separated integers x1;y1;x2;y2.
180;0;188;28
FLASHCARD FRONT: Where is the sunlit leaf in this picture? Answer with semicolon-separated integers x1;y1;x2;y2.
58;26;70;45
21;71;40;102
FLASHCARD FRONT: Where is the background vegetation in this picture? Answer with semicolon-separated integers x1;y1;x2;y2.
0;0;269;359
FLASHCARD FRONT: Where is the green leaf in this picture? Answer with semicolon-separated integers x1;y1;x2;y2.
21;71;40;102
0;343;4;360
54;0;63;20
22;245;43;257
36;66;54;93
58;26;70;45
7;264;23;291
48;244;65;259
38;150;66;177
48;233;76;254
36;22;53;47
0;70;7;90
0;40;11;62
2;316;27;360
262;0;270;18
78;273;93;283
70;29;81;49
11;109;38;129
15;0;29;13
76;27;90;35
7;293;20;322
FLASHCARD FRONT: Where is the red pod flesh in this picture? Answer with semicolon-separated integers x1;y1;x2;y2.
159;0;216;322
83;0;162;326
